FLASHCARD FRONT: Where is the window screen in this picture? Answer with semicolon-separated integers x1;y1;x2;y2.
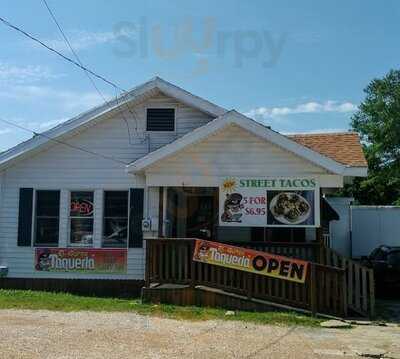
103;191;129;248
146;108;175;131
34;190;60;246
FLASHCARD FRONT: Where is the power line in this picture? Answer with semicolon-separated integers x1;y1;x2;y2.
1;12;144;143
41;0;109;104
0;16;125;92
39;3;142;140
40;0;136;143
0;117;129;165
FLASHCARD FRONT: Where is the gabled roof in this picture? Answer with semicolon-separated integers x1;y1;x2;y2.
0;77;226;171
126;110;367;177
0;77;367;177
289;132;367;167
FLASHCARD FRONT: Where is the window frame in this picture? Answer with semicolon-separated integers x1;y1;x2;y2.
33;189;61;247
68;190;95;248
102;190;130;248
145;106;177;133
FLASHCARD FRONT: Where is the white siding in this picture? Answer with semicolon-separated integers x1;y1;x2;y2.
0;93;213;279
147;124;328;180
0;172;5;266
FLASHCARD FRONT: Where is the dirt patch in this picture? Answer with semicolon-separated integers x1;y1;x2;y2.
0;309;399;358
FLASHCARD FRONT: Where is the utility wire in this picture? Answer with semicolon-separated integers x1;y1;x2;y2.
40;0;138;144
0;117;129;165
1;12;145;145
41;0;109;104
0;14;149;164
0;16;124;92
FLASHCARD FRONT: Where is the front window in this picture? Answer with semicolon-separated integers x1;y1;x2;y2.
34;190;60;246
69;191;94;247
103;191;129;248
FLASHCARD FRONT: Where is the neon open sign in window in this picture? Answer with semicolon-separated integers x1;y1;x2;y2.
70;199;93;216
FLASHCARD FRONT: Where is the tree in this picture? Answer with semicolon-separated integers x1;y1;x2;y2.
346;69;400;205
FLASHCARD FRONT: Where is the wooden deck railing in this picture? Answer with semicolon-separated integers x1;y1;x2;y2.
145;238;348;317
228;241;375;318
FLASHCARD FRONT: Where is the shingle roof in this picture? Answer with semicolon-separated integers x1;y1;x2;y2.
288;132;367;167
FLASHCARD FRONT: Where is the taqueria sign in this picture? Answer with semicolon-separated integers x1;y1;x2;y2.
193;239;309;283
35;248;127;274
219;177;320;227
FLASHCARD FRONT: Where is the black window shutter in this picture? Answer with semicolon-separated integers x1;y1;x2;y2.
129;188;144;248
17;188;33;246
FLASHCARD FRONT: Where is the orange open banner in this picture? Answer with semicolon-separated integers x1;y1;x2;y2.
193;239;309;283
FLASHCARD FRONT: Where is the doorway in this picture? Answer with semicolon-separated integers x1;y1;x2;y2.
166;187;218;239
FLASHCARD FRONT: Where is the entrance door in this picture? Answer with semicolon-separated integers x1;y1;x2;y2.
166;187;218;239
186;194;215;239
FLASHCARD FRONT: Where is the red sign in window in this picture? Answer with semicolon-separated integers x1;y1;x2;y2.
70;199;93;216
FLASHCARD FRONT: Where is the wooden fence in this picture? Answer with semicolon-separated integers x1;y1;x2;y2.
145;238;347;317
228;241;375;317
318;246;375;318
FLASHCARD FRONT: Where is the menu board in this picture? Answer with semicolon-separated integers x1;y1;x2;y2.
219;177;319;227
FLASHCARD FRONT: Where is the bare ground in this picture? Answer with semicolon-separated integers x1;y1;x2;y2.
0;309;399;359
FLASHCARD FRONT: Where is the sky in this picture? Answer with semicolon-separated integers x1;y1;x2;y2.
1;0;399;151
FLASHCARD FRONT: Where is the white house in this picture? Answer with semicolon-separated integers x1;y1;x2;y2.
0;77;368;295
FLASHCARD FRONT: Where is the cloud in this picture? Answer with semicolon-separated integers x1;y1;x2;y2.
46;31;115;51
245;100;358;120
41;29;132;52
0;117;69;139
0;85;110;112
0;62;62;84
0;128;13;135
35;118;68;130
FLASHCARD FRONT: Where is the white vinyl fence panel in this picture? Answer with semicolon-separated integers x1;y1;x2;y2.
351;206;400;258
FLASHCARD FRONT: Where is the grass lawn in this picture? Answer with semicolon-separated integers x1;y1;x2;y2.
0;289;321;327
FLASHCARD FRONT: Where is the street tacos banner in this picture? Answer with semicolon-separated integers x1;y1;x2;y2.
193;239;308;283
219;177;319;227
35;248;127;274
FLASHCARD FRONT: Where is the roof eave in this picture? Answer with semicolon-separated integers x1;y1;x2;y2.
342;166;368;177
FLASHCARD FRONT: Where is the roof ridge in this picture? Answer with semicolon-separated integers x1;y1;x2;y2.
288;131;359;137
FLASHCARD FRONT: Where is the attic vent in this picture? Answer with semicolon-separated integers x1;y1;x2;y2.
146;108;175;131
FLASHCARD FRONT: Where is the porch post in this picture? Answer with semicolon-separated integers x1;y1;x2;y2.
310;263;317;316
162;187;168;237
158;187;163;237
145;239;151;288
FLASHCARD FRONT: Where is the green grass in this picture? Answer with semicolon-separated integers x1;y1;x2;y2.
0;289;321;327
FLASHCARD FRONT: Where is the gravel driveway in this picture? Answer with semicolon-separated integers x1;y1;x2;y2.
0;309;399;358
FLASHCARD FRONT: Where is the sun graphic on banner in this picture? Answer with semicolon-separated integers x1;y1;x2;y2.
221;178;237;193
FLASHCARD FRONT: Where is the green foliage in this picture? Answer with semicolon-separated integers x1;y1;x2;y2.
347;69;400;205
0;289;321;327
